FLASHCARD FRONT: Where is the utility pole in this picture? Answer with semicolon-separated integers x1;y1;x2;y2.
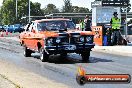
125;7;128;39
16;0;17;20
29;0;30;23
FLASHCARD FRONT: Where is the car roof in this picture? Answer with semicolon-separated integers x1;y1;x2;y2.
32;18;71;23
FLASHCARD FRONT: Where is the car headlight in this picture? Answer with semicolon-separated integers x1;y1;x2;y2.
56;38;61;43
80;37;84;42
86;36;92;42
86;36;93;43
47;38;53;45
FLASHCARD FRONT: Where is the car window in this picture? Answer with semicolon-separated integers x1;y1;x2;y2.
66;21;75;29
38;20;75;31
28;23;36;32
37;23;43;31
33;23;38;32
28;23;33;32
28;22;38;32
24;23;31;31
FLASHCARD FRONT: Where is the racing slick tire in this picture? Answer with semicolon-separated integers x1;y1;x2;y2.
24;47;32;57
40;48;49;62
81;51;90;62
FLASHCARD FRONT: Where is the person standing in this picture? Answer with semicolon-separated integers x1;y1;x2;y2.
110;12;121;45
84;15;92;31
106;27;112;46
79;20;85;31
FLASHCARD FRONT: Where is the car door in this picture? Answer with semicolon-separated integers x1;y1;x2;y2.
34;22;44;51
31;22;38;50
28;23;37;50
23;23;34;49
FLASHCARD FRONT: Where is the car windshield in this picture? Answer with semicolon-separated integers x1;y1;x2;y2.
37;20;75;31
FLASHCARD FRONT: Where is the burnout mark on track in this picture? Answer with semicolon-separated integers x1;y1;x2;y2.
0;46;19;53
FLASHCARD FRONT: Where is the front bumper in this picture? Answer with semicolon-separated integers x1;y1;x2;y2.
45;43;95;54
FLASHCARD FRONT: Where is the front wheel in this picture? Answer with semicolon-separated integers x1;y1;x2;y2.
81;51;90;62
23;46;32;57
40;49;49;62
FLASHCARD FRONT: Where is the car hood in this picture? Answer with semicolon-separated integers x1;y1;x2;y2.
40;30;93;38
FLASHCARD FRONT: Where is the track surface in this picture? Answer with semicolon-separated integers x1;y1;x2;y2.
0;38;132;88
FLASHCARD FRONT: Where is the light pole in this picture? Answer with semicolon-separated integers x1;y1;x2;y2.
16;0;17;20
125;7;128;39
122;7;128;39
29;0;30;23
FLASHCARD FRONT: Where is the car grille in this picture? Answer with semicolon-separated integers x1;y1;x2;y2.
60;34;80;44
55;33;93;45
61;37;69;44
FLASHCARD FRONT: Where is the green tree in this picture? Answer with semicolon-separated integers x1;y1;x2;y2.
0;8;2;25
2;0;6;4
62;0;72;12
72;6;90;13
42;4;59;14
30;2;44;16
1;0;16;24
72;6;79;13
1;0;43;25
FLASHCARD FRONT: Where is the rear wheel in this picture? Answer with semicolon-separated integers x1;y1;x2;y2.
81;51;90;62
23;46;32;57
40;48;49;62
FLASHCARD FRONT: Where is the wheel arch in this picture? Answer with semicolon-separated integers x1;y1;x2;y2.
37;42;42;50
20;40;24;46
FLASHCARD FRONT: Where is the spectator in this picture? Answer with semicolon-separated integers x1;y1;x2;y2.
110;12;121;45
79;20;85;31
84;15;92;31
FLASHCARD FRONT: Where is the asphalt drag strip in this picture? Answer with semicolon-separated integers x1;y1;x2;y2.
0;38;132;88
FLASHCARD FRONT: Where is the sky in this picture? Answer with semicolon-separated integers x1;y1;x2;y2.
0;0;96;10
0;0;132;10
30;0;95;9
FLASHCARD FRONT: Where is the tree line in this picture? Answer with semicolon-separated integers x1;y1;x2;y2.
0;0;131;25
0;0;90;25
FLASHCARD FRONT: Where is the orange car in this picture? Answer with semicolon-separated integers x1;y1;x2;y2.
20;18;94;62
